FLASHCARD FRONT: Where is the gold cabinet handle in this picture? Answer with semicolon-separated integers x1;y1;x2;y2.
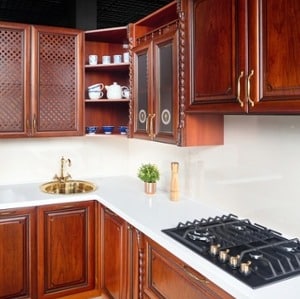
149;114;156;139
0;211;16;216
33;114;37;132
237;71;244;107
146;114;150;135
183;265;209;284
247;69;255;107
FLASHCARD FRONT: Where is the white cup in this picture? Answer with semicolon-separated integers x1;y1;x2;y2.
89;55;98;65
102;55;111;64
113;54;122;64
88;90;103;100
123;52;129;63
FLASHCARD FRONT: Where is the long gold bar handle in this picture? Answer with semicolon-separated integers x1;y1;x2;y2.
183;265;209;284
150;114;156;139
145;114;150;135
247;69;255;107
26;118;31;131
237;71;244;107
33;114;37;133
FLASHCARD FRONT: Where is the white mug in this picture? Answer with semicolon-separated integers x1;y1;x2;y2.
113;54;122;64
88;90;103;100
88;55;98;65
123;52;129;63
102;55;111;64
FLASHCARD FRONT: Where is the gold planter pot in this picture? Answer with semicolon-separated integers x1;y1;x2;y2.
144;182;156;194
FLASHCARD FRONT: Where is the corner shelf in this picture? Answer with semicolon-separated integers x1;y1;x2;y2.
84;26;130;131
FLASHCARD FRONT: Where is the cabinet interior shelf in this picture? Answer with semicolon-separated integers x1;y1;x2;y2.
85;99;130;102
85;63;129;71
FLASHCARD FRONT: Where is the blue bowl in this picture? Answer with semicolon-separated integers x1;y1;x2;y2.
86;126;98;134
102;125;114;134
119;126;128;135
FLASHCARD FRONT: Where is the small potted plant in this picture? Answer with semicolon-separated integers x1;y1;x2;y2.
137;163;160;194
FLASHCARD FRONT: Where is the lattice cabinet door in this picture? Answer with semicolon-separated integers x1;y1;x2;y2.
31;25;84;137
0;22;31;137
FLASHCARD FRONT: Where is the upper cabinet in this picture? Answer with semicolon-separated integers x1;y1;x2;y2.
131;1;224;146
84;27;130;135
0;22;84;138
181;0;300;114
32;25;84;136
0;22;30;137
131;2;179;144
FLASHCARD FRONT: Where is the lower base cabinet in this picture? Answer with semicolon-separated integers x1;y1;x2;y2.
101;206;128;299
0;201;234;299
0;207;36;299
100;205;141;299
37;201;96;299
143;237;234;299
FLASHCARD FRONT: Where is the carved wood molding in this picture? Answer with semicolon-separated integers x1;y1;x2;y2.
136;229;144;299
177;0;186;146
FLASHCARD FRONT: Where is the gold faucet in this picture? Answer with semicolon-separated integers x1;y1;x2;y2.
53;156;72;183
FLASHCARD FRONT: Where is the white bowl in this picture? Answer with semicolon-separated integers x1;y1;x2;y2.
88;83;102;91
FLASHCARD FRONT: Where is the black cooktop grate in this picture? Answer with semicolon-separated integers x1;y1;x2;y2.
162;214;300;288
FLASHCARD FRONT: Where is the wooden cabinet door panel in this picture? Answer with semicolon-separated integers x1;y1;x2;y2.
101;207;128;299
185;0;245;113
37;201;95;299
153;31;179;144
0;22;31;137
0;208;35;299
31;25;84;137
144;237;233;299
249;0;300;113
133;42;152;138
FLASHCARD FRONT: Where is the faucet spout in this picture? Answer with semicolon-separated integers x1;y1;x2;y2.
54;156;72;183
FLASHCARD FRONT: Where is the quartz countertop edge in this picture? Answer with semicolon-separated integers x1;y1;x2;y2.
0;175;298;299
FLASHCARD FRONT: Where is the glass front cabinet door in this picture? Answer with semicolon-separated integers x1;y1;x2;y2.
133;30;178;144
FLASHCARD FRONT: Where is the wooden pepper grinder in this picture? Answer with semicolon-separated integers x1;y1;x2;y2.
170;162;179;201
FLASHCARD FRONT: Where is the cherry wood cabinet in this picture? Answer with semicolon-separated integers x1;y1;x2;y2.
100;206;142;299
0;207;36;299
131;1;224;146
181;0;300;114
132;2;179;144
143;236;234;299
37;201;95;299
31;25;84;136
0;22;31;137
84;27;130;135
100;207;128;298
0;22;84;138
132;23;179;144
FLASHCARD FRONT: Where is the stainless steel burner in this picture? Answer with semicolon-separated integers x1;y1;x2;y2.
187;230;214;242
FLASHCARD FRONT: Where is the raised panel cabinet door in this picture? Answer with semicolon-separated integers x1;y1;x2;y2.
31;25;84;137
0;22;31;137
101;207;128;299
37;201;95;299
248;0;300;113
0;207;36;299
143;237;233;299
183;0;245;113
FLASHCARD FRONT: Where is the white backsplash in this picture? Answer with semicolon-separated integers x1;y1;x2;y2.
0;115;299;237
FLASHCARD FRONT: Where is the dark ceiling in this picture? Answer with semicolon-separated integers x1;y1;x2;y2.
0;0;174;29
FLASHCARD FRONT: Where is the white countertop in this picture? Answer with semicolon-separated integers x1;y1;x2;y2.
0;175;299;299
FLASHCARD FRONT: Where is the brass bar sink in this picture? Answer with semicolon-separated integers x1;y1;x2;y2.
40;180;96;194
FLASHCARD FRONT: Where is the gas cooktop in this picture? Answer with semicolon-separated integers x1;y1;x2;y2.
162;214;300;288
